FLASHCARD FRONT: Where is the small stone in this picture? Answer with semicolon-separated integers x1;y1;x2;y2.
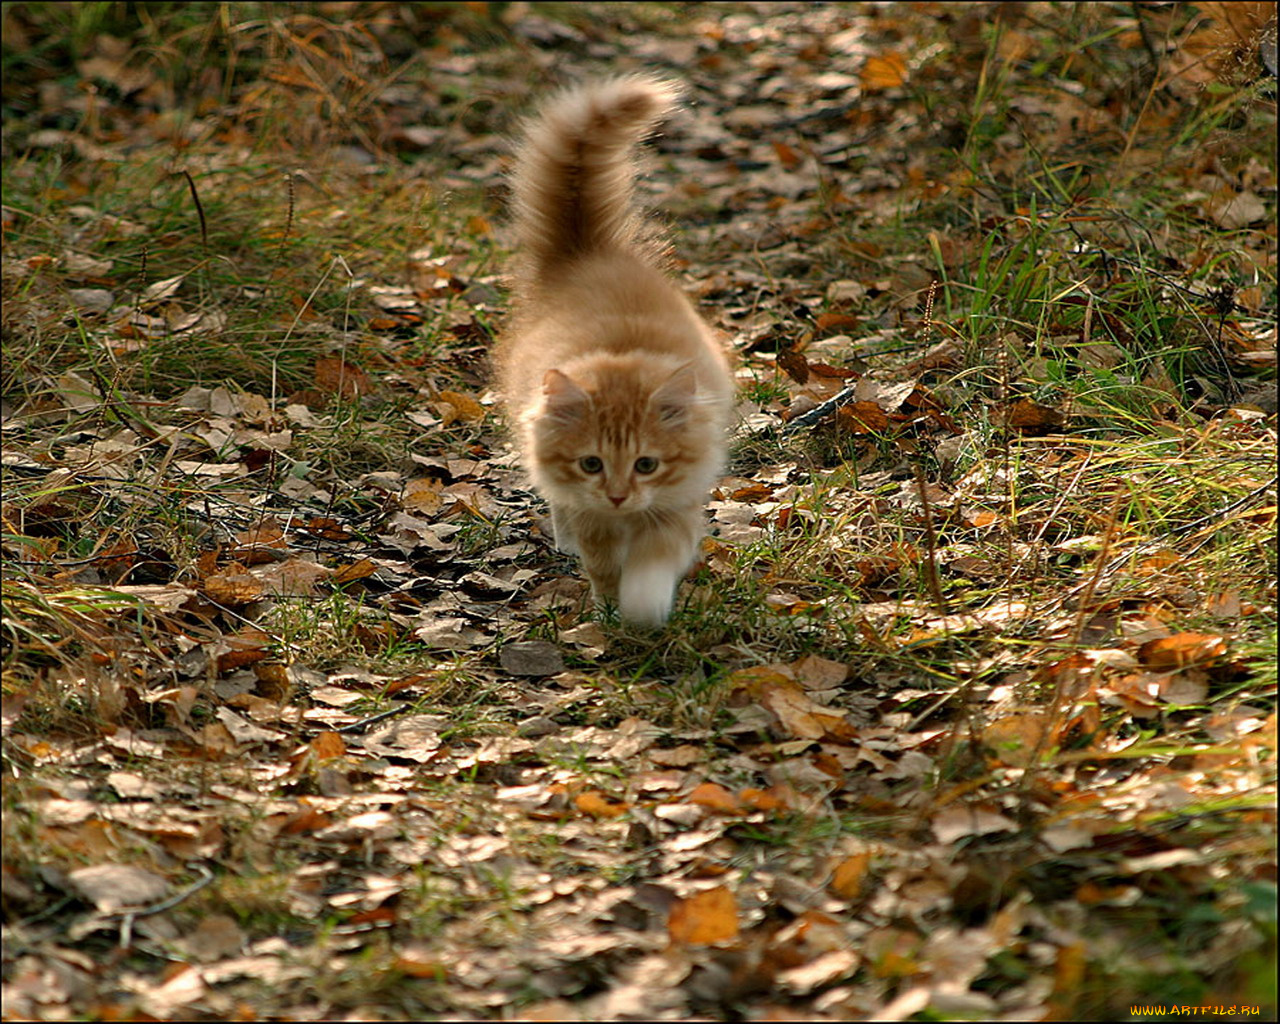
499;640;564;677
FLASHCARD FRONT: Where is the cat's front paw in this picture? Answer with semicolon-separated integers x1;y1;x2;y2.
618;565;678;627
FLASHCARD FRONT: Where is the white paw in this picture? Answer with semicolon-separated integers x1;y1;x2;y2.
618;565;679;627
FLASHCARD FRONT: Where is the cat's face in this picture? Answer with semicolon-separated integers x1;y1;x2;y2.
528;364;713;515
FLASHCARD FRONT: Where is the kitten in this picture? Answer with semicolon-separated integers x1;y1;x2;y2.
495;76;733;627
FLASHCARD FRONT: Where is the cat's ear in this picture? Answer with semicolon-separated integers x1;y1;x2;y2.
542;369;589;421
651;363;698;423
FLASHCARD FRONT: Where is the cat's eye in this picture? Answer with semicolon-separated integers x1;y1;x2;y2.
579;456;604;474
634;456;659;474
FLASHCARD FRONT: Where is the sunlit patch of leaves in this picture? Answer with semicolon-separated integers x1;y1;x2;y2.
1;1;1275;1021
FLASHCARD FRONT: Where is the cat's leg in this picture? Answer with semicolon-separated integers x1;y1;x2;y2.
550;505;580;555
582;555;622;609
617;514;701;627
571;513;623;608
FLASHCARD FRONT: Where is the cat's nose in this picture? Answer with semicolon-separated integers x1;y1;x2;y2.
609;495;626;507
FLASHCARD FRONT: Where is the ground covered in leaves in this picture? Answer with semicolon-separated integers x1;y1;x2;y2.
2;2;1276;1020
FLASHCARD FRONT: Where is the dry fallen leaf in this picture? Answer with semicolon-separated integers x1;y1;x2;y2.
315;356;371;398
1137;632;1228;670
575;791;630;819
667;885;740;946
860;51;908;91
201;563;264;606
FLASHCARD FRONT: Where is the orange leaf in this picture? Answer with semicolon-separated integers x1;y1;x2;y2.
739;785;791;813
331;558;378;585
772;140;802;169
687;782;744;816
436;389;485;424
574;791;629;819
1138;632;1227;670
310;730;346;760
202;563;264;606
829;853;871;899
758;680;858;742
668;885;739;946
860;51;907;91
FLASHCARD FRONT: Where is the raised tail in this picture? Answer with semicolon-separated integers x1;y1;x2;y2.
509;76;680;280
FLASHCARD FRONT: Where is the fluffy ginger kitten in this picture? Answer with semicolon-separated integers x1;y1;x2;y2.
496;77;733;627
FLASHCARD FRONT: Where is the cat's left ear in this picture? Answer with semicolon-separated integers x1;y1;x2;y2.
542;369;589;422
651;363;698;423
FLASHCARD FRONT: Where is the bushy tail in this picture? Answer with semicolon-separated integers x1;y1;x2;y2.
509;76;680;280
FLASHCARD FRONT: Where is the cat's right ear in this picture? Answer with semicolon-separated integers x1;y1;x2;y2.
542;369;589;422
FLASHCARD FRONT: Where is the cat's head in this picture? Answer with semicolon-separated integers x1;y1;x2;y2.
526;359;720;515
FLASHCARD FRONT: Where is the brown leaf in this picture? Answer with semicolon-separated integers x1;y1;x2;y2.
667;885;739;946
304;516;353;541
310;730;346;760
1004;398;1065;433
332;558;378;585
213;627;271;674
201;563;264;606
808;360;858;379
315;356;371;398
394;946;449;979
771;140;802;169
402;477;444;516
759;680;858;742
983;712;1053;767
931;805;1017;844
500;640;565;677
69;864;168;912
815;311;860;332
648;744;704;767
790;654;849;689
836;401;891;433
777;347;810;384
729;481;775;502
230;521;286;564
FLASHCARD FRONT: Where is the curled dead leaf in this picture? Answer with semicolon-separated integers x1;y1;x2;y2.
201;563;264;606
